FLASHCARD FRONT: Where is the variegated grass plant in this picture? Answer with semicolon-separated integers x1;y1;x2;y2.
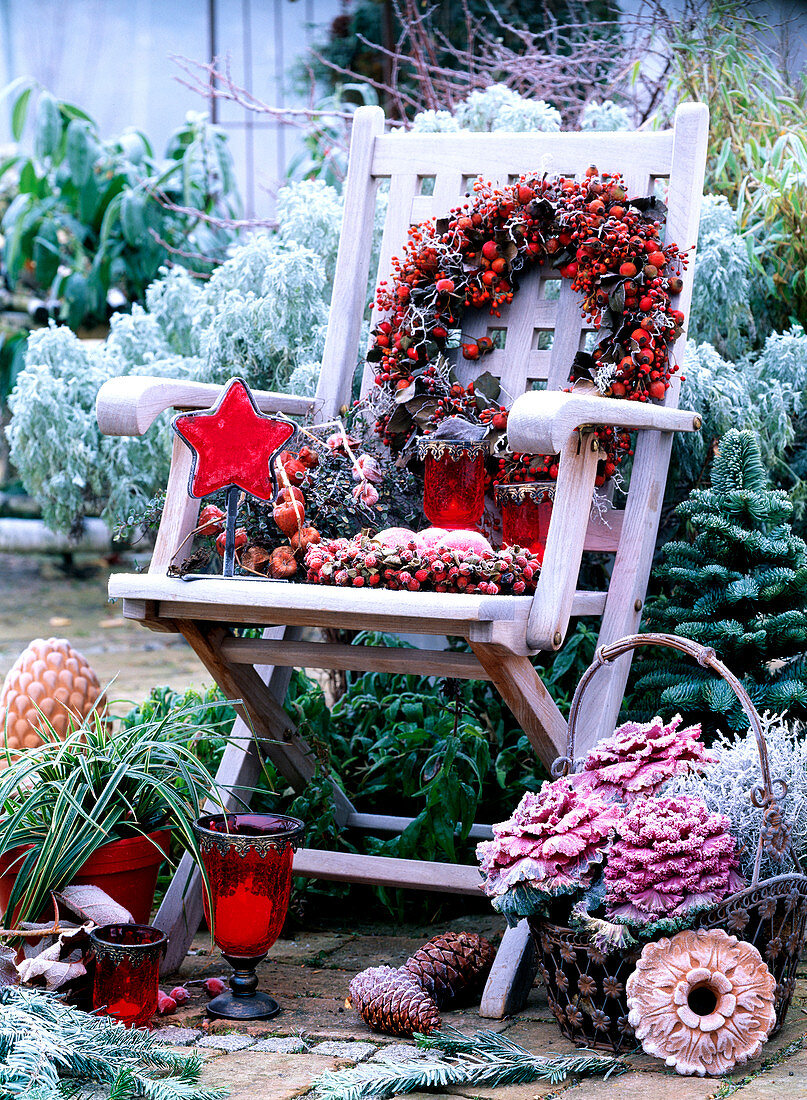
0;702;228;927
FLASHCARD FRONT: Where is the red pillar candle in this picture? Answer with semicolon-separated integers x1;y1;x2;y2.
194;813;304;1020
417;440;488;530
495;482;555;562
90;923;167;1029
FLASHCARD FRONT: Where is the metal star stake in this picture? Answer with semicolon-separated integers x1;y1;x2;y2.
173;377;295;577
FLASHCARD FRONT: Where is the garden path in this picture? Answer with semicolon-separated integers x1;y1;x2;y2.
0;553;202;704
155;915;807;1100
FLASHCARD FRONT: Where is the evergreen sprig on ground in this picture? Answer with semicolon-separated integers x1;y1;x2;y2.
0;986;227;1099
636;429;807;731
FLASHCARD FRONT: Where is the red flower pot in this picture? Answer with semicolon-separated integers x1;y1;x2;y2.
0;830;170;924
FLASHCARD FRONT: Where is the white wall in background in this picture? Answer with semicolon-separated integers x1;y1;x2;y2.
0;0;343;217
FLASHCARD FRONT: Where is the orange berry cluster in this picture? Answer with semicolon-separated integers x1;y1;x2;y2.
369;167;688;482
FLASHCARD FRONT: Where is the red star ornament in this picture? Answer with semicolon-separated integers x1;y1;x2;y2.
173;378;295;501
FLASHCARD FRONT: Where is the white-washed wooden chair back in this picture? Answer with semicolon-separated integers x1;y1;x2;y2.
316;105;706;431
314;104;708;746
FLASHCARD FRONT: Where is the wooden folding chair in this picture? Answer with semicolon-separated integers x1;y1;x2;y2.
96;102;709;1014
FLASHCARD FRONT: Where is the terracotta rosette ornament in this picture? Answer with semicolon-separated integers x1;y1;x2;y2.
626;928;777;1076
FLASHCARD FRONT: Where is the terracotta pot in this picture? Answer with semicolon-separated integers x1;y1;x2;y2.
0;830;171;924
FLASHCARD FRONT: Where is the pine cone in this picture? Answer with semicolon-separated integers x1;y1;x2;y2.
348;965;441;1037
404;932;496;1008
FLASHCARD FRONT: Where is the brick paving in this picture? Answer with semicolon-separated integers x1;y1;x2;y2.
152;915;807;1100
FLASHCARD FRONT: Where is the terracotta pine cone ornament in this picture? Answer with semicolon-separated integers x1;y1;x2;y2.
0;638;104;758
626;928;777;1076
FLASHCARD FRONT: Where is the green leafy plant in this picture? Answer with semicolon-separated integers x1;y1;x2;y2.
0;80;239;330
0;985;227;1099
0;702;227;926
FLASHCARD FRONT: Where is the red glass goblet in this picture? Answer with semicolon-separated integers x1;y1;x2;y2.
495;481;555;562
194;812;304;1020
90;923;167;1029
417;439;487;530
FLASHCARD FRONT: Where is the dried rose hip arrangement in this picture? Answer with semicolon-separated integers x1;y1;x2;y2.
176;167;688;586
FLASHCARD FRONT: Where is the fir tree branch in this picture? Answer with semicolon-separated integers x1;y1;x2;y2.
0;987;228;1100
312;1026;627;1100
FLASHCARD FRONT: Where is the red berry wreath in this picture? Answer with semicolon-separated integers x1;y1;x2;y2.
367;167;688;486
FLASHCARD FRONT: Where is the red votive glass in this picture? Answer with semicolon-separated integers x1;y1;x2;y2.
417;439;488;530
194;812;304;1020
90;923;167;1029
495;482;555;562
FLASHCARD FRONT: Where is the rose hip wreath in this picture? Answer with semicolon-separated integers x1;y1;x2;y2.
368;168;688;486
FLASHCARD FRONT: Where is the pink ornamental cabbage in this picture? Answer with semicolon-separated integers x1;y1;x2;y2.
476;778;622;904
581;714;716;802
605;795;744;926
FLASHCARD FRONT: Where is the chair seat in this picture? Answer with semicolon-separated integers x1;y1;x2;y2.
110;572;606;655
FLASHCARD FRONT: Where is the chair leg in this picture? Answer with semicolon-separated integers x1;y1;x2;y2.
479;920;538;1018
470;643;567;770
154;623;354;973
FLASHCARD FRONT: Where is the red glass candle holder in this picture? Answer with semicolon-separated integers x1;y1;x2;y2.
194;812;304;1021
495;481;555;562
417;439;487;530
90;923;167;1029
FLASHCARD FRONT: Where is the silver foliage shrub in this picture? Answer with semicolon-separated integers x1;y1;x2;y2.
667;714;807;880
579;99;631;131
7;180;347;533
6;327;187;535
689;196;755;361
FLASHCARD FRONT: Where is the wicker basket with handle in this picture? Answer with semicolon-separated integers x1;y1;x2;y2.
529;632;807;1054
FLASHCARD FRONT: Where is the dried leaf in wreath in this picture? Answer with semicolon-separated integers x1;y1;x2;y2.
570;350;598;383
385;404;414;436
431;416;488;442
628;195;667;222
394;381;417;404
409;396;440;427
472;371;501;403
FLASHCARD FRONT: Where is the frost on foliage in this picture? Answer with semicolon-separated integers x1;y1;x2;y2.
753;325;807;420
201;236;329;390
288;361;321;397
675;341;792;486
276;179;344;281
579;100;631;131
605;796;743;929
6;327;176;535
581;714;716;802
145;266;213;358
493;99;561;133
690;196;755;360
453;85;558;133
411;109;461;133
476;777;622;923
668;714;807;879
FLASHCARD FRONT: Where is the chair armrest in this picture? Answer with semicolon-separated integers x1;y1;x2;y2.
507;390;701;456
96;375;316;437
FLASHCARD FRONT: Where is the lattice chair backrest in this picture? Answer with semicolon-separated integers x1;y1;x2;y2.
314;105;706;425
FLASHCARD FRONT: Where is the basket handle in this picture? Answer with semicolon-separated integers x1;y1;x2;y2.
557;632;795;885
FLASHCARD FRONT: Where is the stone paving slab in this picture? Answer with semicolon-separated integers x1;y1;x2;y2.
310;1040;377;1060
151;1026;203;1045
200;1052;351;1100
197;1032;256;1051
251;1036;308;1053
